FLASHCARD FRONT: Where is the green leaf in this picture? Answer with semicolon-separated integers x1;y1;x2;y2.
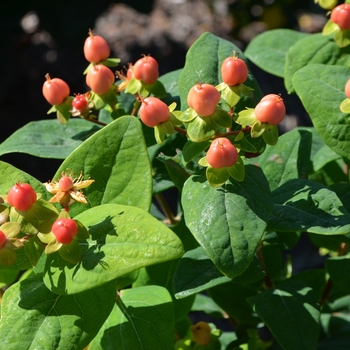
285;33;350;93
262;124;279;146
0;119;101;159
0;275;116;350
293;64;350;160
173;246;265;298
310;133;342;173
145;80;167;98
182;165;273;278
268;179;350;234
182;139;211;163
210;108;232;128
245;29;309;78
37;203;184;295
191;293;225;318
340;97;350;113
322;19;338;35
178;32;263;113
54;116;152;214
326;255;350;293
247;280;320;350
100;57;121;67
289;269;327;301
173;246;231;298
18;199;58;233
227;156;245;182
55;96;73;124
208;282;261;325
186;115;218;142
334;27;350;48
157;153;191;191
206;166;229;188
89;286;174;350
0;161;50;200
158;69;182;108
24;236;45;267
252;128;312;191
318;314;350;350
218;83;241;107
261;244;286;283
133;261;195;323
235;108;256;126
262;231;301;250
0;269;18;288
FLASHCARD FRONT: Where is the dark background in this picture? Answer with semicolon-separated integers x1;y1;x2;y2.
0;0;326;181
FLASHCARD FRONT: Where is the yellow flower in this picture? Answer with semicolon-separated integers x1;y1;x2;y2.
43;170;94;206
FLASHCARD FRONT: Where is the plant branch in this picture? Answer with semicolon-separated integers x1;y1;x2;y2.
84;117;107;126
154;193;178;225
216;126;252;138
174;126;187;135
256;241;274;289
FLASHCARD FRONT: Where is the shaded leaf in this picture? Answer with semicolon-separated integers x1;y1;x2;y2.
247;280;320;350
37;204;184;295
54;116;152;215
0;275;116;350
89;286;174;350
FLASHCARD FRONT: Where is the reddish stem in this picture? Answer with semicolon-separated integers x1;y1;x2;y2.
174;126;187;135
84;117;107;126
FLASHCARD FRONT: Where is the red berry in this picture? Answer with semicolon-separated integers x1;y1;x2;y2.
0;230;7;249
42;74;70;105
7;182;37;211
345;78;350;98
59;176;74;192
83;30;110;63
52;218;78;244
187;83;220;117
133;55;159;85
72;94;88;111
221;56;248;86
206;138;238;169
139;97;169;127
254;94;286;125
86;64;115;94
331;4;350;30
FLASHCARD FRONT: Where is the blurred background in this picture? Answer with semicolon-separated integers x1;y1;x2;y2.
0;0;328;181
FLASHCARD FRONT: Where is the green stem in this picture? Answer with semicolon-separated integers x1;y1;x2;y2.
154;193;178;225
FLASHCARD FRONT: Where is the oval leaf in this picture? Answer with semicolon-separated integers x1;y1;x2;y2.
0;275;116;350
293;64;350;160
0;119;101;159
38;203;184;295
89;286;174;350
245;29;309;78
182;165;273;278
54;116;152;214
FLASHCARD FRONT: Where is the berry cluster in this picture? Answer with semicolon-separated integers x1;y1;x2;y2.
0;171;93;266
41;30;286;188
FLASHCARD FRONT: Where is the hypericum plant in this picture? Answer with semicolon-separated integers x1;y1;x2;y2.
2;5;350;348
